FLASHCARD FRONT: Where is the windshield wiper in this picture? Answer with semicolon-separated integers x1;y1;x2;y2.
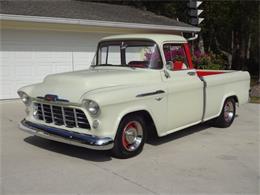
91;64;113;68
121;64;136;69
91;64;135;69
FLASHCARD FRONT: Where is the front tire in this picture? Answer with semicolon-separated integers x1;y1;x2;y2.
112;115;147;159
214;97;236;128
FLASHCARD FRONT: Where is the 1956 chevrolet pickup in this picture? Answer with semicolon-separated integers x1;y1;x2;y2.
18;34;250;158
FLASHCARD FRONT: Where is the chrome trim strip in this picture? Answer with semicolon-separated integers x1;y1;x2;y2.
136;90;165;97
19;120;114;150
32;97;81;107
199;77;207;122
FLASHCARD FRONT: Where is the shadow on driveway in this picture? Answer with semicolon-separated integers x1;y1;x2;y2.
24;136;113;162
147;122;212;145
24;122;213;161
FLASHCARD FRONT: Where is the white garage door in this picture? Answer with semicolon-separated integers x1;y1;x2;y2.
0;29;111;99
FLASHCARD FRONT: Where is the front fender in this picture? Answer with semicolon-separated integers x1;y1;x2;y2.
17;83;42;97
81;84;168;139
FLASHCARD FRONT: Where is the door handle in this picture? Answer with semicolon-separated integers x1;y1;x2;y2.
187;71;196;76
155;97;163;101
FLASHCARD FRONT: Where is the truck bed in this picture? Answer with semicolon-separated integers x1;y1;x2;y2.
196;69;226;77
197;70;250;121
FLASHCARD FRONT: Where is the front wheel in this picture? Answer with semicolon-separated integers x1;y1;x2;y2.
112;115;147;158
213;97;236;128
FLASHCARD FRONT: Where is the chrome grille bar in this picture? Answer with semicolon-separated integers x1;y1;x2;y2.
73;108;78;127
40;104;46;121
33;102;90;129
50;105;55;123
61;107;66;126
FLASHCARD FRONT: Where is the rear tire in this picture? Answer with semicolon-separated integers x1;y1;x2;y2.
112;115;147;159
213;97;236;128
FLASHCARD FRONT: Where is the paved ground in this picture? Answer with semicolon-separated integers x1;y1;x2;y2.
1;100;259;194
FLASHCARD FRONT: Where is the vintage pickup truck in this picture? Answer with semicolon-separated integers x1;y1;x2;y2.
18;34;250;158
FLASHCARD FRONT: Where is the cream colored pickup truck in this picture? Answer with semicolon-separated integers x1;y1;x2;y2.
18;34;250;158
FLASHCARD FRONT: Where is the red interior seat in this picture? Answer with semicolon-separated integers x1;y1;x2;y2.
128;61;148;68
173;61;184;70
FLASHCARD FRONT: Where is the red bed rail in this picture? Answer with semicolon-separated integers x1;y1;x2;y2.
196;70;225;77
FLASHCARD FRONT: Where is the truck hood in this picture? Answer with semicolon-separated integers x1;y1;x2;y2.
25;67;161;102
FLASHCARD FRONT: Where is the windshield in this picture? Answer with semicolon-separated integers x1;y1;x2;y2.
92;40;163;69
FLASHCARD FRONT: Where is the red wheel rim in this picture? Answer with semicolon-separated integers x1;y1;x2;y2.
122;121;143;151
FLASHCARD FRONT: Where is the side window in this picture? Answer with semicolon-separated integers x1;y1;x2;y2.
125;46;145;64
107;45;121;65
99;45;121;65
163;44;188;71
99;46;108;64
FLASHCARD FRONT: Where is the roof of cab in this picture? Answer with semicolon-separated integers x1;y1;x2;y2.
101;34;187;45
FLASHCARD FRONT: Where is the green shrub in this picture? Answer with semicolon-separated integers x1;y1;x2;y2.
192;51;225;70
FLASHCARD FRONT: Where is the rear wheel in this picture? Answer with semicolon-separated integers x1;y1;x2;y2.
112;115;147;158
213;97;236;128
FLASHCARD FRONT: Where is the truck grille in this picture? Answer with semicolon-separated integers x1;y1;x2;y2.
33;102;90;129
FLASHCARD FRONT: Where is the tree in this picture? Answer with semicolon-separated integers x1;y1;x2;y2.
201;1;259;73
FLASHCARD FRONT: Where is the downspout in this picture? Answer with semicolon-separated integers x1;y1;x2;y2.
187;33;199;41
186;33;199;61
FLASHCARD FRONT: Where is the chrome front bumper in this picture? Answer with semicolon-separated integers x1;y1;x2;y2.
19;119;114;150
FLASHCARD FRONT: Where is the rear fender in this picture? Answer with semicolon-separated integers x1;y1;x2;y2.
217;93;239;117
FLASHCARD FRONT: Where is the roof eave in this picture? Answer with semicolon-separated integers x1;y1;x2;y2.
0;14;201;33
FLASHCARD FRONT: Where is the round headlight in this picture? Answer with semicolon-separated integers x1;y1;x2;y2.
18;91;31;106
83;99;100;116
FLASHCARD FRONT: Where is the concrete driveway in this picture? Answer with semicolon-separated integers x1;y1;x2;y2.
1;101;259;194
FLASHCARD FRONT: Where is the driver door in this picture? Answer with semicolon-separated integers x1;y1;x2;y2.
162;43;203;132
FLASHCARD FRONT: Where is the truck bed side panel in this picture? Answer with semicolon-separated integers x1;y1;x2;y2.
203;71;250;120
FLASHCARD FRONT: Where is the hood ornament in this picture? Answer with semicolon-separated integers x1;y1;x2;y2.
37;94;69;102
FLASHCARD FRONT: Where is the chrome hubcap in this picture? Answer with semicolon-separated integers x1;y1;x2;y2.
224;101;234;122
122;121;143;151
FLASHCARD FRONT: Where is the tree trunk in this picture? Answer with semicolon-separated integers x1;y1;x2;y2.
215;37;232;69
246;33;251;60
231;31;240;70
199;35;205;54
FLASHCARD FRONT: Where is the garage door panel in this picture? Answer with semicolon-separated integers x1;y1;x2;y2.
73;50;96;70
15;65;34;77
34;51;53;60
0;29;111;99
0;81;16;99
36;64;54;76
0;66;12;78
54;63;72;73
14;51;33;60
1;51;15;61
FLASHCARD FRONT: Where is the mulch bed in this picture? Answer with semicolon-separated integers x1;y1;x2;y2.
250;84;260;98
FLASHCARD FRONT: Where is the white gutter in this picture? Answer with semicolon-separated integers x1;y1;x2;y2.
187;33;199;41
0;14;201;33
